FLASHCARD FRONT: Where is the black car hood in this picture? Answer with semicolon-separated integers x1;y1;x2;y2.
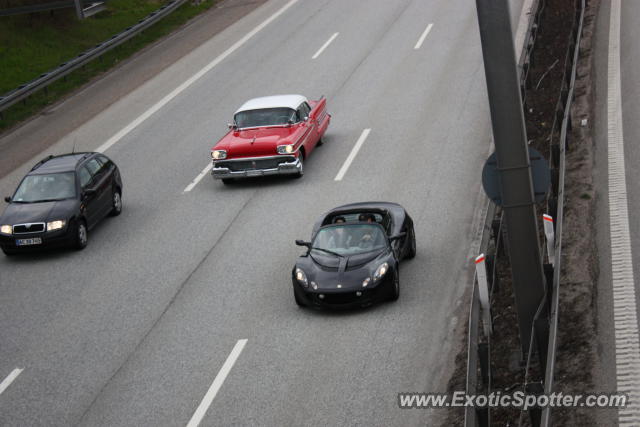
310;248;384;271
1;199;78;224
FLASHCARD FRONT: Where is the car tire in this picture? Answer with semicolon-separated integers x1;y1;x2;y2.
294;153;304;178
294;289;307;307
110;189;122;216
74;220;88;250
405;226;416;259
1;247;16;256
222;178;234;185
317;136;324;146
389;270;400;301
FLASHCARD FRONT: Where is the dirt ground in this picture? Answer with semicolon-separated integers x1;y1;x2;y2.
442;0;602;425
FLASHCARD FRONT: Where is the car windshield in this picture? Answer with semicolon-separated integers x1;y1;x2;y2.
12;172;76;203
312;224;387;256
234;108;296;128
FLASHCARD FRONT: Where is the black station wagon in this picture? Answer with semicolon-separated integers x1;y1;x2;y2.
0;153;123;255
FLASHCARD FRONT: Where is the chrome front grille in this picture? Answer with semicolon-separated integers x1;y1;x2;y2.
215;156;295;172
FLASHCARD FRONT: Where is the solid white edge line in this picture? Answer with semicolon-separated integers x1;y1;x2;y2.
96;0;300;154
334;128;371;181
186;339;248;427
608;0;640;424
311;32;339;59
0;368;23;395
184;163;213;192
414;23;433;50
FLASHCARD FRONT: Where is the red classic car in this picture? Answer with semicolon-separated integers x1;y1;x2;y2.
210;94;330;184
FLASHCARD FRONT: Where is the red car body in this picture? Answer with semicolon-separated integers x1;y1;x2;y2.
210;95;330;183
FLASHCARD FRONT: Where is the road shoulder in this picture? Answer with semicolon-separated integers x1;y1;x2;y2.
0;0;267;179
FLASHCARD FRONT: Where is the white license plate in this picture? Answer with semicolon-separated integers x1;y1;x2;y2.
246;170;262;176
16;238;42;246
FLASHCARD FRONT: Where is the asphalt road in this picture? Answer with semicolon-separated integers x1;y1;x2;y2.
593;0;640;425
0;0;528;425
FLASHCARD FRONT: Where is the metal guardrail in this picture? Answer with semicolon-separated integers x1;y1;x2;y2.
0;0;186;113
0;0;97;17
541;0;586;424
518;0;543;101
465;202;499;426
464;0;586;424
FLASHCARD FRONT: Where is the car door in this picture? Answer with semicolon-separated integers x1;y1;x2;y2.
78;165;101;228
388;218;404;260
309;97;329;143
96;154;116;193
86;157;112;219
295;102;315;152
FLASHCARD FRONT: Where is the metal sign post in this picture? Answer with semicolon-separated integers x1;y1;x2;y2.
475;0;549;368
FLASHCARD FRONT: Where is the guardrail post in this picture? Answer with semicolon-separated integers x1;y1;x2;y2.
526;382;544;426
74;0;85;19
476;408;489;427
478;342;491;386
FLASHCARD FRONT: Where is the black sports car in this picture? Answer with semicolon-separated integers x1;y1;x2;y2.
292;202;416;308
0;152;123;255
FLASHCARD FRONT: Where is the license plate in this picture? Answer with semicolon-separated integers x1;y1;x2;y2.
246;169;262;177
16;238;42;246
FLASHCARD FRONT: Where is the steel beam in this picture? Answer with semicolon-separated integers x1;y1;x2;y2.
475;0;549;366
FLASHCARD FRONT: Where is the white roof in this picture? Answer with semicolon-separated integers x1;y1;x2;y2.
235;95;307;114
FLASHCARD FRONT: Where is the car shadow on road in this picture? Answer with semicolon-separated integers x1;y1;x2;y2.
214;175;305;190
295;300;397;318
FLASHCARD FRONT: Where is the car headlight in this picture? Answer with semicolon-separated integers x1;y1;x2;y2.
295;268;308;288
373;262;389;282
211;150;227;160
362;277;371;288
277;144;295;154
46;220;66;231
0;225;12;235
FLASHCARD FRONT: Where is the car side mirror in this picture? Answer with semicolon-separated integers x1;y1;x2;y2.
228;123;237;130
303;116;309;121
4;196;11;203
389;232;406;241
295;239;311;247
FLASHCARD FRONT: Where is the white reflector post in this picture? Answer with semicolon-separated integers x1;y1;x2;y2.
543;214;555;266
475;253;492;337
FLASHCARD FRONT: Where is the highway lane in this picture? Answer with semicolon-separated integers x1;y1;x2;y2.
620;0;640;330
592;1;640;425
0;0;523;425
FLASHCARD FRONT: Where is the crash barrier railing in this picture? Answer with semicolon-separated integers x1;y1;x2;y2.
464;202;501;427
0;0;186;114
540;0;586;424
519;0;543;104
464;0;586;424
464;1;544;425
0;0;99;17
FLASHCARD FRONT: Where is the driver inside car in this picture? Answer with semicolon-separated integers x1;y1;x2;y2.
328;216;350;249
357;214;376;246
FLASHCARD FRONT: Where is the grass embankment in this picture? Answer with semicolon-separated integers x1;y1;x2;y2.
0;0;216;132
